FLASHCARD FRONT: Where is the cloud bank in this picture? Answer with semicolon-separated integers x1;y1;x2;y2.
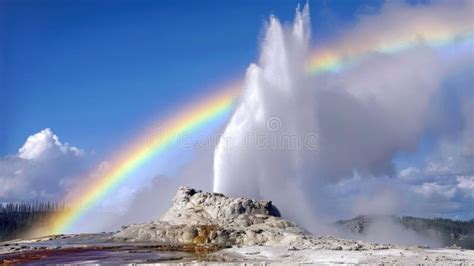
0;129;86;202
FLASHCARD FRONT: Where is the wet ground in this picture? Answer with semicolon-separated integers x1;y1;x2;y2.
0;234;216;264
0;247;195;265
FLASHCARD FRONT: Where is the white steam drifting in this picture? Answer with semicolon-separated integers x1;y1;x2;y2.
213;1;473;239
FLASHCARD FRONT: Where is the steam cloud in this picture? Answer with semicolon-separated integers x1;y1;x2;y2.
212;1;473;245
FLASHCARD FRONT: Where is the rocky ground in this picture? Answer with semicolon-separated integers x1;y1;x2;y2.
0;186;473;264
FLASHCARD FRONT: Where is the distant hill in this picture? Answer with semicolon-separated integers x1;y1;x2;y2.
336;215;474;249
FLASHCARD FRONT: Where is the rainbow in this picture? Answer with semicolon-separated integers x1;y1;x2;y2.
44;21;473;235
307;27;473;73
45;83;241;235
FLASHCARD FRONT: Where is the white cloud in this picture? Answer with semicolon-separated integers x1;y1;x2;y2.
423;138;473;178
0;129;87;202
398;167;427;184
457;175;474;199
18;128;83;160
414;182;457;199
400;167;420;177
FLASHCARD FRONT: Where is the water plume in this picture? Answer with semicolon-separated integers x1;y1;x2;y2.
213;4;321;227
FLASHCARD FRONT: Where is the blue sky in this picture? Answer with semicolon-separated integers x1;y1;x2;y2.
1;0;391;156
0;0;473;225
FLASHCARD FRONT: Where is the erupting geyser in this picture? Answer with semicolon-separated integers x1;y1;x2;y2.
213;4;318;201
212;5;322;229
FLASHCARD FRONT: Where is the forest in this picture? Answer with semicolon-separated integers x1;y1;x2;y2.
400;216;474;249
0;203;66;241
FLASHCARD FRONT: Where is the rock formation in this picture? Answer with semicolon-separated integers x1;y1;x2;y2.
115;187;309;247
113;187;391;251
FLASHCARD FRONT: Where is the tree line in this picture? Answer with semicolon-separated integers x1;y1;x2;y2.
400;216;474;249
337;215;474;249
0;202;67;241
